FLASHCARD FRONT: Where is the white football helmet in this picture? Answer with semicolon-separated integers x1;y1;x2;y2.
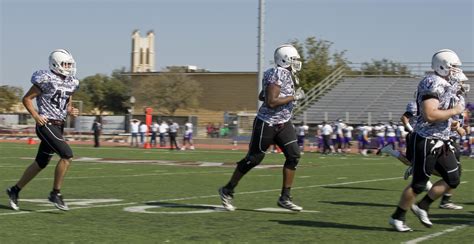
274;44;302;72
49;49;76;76
431;49;461;77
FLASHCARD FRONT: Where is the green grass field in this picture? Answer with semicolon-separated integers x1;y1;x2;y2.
0;142;473;243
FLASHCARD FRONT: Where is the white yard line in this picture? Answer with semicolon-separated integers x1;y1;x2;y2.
0;202;137;216
144;176;404;202
402;224;471;244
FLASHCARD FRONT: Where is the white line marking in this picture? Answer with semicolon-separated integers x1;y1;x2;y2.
198;162;224;167
403;224;471;244
0;176;403;217
124;204;227;214
255;208;319;213
0;202;137;216
143;177;404;203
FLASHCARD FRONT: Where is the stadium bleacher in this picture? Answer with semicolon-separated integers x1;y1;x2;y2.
294;75;474;124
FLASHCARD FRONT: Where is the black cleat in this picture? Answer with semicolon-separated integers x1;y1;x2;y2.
6;187;20;211
48;192;69;211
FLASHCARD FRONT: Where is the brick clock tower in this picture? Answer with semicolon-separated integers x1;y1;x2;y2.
131;30;155;72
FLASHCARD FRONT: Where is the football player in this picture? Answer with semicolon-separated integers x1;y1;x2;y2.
342;123;354;153
383;72;468;209
357;122;371;156
334;119;345;153
296;123;309;154
6;49;80;211
218;44;305;211
374;122;386;153
181;120;195;150
389;49;465;232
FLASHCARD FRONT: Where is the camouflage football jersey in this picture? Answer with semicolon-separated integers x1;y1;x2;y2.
257;67;296;124
448;77;467;139
31;70;80;121
415;74;459;140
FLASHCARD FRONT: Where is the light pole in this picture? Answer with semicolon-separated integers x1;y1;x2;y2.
257;0;265;109
129;96;136;119
126;96;136;133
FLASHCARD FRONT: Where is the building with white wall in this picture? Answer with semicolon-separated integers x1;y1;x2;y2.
131;30;155;72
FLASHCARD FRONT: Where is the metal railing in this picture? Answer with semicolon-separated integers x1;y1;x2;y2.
294;66;346;115
346;62;474;77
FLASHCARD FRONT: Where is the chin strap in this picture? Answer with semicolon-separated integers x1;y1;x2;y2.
292;72;300;86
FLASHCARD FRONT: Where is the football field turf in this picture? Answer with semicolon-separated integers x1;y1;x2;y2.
0;142;472;243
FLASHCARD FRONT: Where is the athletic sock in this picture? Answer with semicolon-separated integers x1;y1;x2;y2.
52;188;61;194
281;187;291;198
224;182;236;191
12;185;21;193
440;193;452;205
391;206;407;221
418;195;434;211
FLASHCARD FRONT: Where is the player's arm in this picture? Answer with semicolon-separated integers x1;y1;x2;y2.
400;113;413;132
265;84;294;108
23;85;49;126
464;124;470;134
67;95;79;117
422;98;464;123
451;121;466;137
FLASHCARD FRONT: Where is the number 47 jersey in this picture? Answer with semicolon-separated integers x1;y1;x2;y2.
31;70;80;121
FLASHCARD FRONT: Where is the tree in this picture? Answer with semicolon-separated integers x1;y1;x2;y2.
0;85;23;112
290;37;349;91
75;73;129;114
134;73;202;115
359;59;410;76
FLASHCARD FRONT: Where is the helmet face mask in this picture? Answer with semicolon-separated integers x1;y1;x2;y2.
431;49;461;78
274;44;302;73
49;49;76;77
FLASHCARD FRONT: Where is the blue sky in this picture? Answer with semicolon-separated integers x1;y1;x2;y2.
1;0;473;91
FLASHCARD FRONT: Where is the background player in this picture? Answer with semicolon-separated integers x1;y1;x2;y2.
181;120;195;150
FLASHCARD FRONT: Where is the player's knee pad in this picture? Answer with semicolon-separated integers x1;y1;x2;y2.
284;156;300;170
35;153;53;169
237;154;264;174
445;173;460;189
59;150;73;160
411;182;427;194
61;157;73;164
454;151;461;162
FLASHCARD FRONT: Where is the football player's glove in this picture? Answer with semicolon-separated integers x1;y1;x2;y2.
294;87;305;101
